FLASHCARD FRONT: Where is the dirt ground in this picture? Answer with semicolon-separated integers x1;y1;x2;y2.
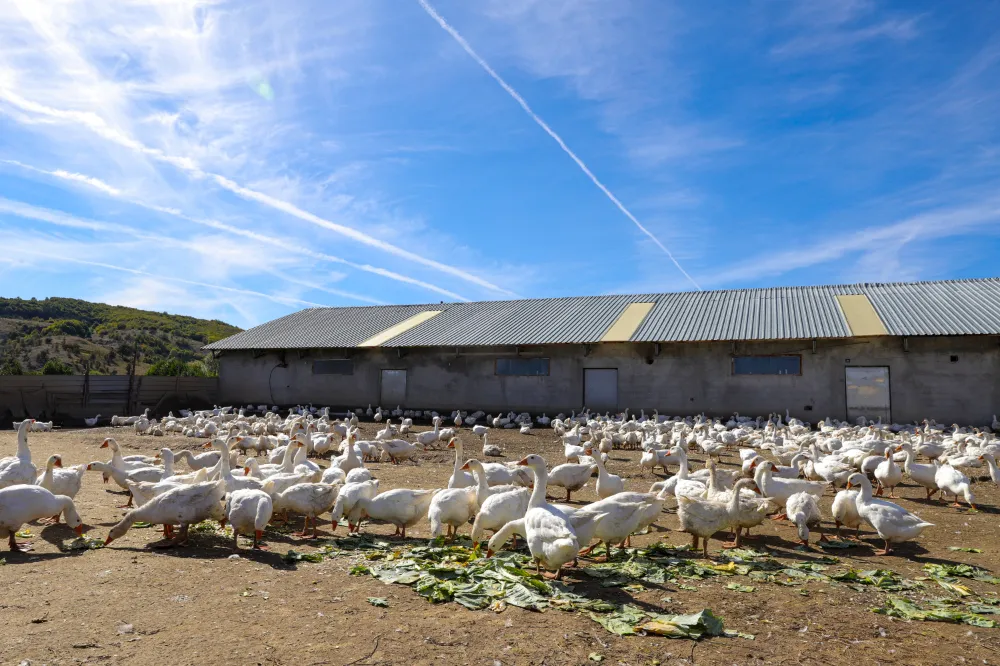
2;422;1000;666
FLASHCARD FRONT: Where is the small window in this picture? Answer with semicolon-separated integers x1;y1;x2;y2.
496;358;549;376
313;359;354;375
733;355;801;376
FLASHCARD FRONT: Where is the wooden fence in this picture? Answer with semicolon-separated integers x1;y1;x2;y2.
0;375;219;427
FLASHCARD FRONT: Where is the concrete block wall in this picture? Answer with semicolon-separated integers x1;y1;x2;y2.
216;335;999;426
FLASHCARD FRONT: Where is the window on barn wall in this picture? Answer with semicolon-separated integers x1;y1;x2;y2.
313;359;354;375
496;358;550;376
732;356;801;376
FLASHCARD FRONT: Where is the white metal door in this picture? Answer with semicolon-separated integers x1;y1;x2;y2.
380;369;407;406
584;369;618;411
845;366;891;424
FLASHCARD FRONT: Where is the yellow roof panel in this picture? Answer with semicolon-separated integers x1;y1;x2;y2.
601;302;656;342
358;310;443;347
836;295;888;336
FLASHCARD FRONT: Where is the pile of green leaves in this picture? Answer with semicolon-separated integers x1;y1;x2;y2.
61;535;105;552
874;597;998;628
923;563;1000;585
285;535;1000;636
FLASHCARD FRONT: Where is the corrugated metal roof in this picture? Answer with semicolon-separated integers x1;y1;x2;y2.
205;278;1000;350
207;304;432;350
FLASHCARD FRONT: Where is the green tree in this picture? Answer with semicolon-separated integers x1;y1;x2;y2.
0;356;24;375
146;358;209;377
41;359;75;375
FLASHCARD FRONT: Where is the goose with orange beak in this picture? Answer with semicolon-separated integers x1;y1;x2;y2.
0;485;84;551
845;472;933;556
487;455;579;579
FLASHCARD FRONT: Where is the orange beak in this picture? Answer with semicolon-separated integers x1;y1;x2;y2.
203;442;213;449
447;440;455;449
244;467;251;474
100;440;109;449
104;535;114;546
517;458;529;466
486;548;495;557
460;462;470;470
54;458;63;468
846;481;853;489
74;525;84;536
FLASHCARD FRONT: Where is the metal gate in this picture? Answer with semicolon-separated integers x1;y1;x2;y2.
584;368;618;411
845;366;891;424
380;369;407;406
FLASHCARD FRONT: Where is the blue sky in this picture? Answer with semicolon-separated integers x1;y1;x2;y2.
1;0;999;329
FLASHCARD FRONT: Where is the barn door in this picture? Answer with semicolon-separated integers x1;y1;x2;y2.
584;368;618;411
845;366;891;424
380;369;407;406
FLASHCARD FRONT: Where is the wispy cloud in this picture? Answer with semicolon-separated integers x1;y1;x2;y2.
708;199;1000;285
1;243;326;311
0;196;386;306
416;0;702;291
0;88;514;297
1;159;471;302
1;159;121;196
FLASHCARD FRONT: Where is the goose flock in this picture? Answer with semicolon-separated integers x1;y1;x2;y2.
3;407;999;580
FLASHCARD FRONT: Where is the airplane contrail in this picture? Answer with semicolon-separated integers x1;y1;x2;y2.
1;159;469;301
0;88;515;297
6;247;328;310
0;196;387;306
416;0;702;291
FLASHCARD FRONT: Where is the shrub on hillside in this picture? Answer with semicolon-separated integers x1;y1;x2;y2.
42;319;90;337
146;358;210;377
0;357;24;375
41;359;75;375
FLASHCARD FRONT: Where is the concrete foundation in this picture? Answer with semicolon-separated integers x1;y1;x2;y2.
215;336;1000;426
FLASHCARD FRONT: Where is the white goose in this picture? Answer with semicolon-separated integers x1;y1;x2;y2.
446;438;474;488
934;460;976;509
846;473;933;555
588;448;624;498
221;489;273;550
649;447;708;500
481;432;503;457
831;488;863;541
752;461;824;519
677;478;758;558
470;486;530;548
203;440;264;492
547;460;597;502
0;420;38;489
105;480;227;548
272;483;340;538
979;453;1000;485
36;454;85;500
428;481;479;540
358;488;439;538
35;455;85;522
1;485;84;551
786;491;825;546
331;479;380;533
873;449;903;498
488;455;579;579
894;443;940;499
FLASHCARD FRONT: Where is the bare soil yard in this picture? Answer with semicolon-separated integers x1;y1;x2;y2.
2;423;1000;666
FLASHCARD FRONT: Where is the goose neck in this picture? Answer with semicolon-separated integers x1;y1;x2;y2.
16;423;32;459
527;465;548;509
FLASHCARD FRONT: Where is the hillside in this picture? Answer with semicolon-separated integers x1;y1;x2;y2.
0;297;241;376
